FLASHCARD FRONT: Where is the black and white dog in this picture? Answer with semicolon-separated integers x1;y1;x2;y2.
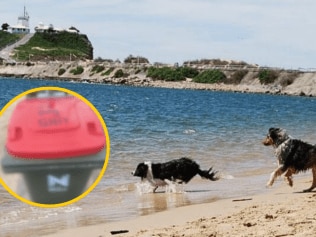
132;157;219;192
263;127;316;192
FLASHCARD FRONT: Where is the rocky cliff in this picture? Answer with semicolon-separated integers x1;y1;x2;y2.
0;61;316;97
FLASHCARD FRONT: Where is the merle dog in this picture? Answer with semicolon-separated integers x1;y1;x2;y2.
263;127;316;192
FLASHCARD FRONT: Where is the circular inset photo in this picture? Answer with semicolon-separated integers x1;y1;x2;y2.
0;87;110;207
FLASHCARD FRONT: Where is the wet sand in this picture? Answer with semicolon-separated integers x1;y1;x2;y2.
43;176;316;237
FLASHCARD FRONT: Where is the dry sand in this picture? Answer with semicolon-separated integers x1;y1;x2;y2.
44;176;316;237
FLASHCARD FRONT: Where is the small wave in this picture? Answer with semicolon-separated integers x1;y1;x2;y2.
183;129;196;134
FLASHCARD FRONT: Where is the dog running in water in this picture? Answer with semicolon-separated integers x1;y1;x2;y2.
132;157;219;192
263;127;316;192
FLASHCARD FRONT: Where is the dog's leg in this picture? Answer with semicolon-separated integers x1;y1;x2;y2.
153;186;158;193
267;166;286;187
303;166;316;192
284;168;295;187
164;179;177;193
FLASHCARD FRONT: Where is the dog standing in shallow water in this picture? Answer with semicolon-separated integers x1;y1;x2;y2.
263;127;316;192
132;157;219;193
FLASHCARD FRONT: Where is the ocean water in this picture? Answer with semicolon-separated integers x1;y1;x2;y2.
1;77;316;236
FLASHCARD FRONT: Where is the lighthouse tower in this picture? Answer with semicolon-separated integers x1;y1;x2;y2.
10;6;30;34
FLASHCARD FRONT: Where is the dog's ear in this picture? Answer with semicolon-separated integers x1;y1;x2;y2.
269;127;288;141
269;127;280;133
269;128;281;139
137;163;148;178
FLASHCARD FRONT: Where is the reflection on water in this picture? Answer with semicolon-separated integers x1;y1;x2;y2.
136;190;220;216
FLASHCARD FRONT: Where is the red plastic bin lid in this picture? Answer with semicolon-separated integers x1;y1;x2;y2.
6;96;105;159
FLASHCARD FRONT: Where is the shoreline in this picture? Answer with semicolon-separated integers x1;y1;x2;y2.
1;61;316;97
43;176;316;237
1;66;316;236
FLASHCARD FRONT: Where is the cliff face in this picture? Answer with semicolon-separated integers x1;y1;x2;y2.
0;61;316;97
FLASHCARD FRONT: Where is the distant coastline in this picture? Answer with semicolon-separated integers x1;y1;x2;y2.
1;61;316;97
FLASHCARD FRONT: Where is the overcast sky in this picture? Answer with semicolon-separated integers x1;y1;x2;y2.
1;0;316;69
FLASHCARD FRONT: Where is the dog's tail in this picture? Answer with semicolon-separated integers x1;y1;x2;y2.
198;167;219;181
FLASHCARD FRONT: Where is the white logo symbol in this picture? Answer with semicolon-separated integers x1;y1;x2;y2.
47;174;70;193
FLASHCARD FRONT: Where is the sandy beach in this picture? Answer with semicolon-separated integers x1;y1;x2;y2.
42;176;315;237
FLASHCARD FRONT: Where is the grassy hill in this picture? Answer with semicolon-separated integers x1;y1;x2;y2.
13;32;93;61
0;31;23;49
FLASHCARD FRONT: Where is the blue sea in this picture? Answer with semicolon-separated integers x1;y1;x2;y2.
1;77;316;236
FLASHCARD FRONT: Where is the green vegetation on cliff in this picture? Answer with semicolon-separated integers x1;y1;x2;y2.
258;69;279;84
147;66;199;81
193;69;226;83
13;32;93;61
0;31;23;49
147;66;229;83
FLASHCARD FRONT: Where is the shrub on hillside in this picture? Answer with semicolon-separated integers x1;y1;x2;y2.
193;69;226;83
166;69;185;81
114;69;126;78
179;67;199;78
258;69;279;84
58;68;66;76
102;67;115;76
146;67;187;81
91;65;105;73
70;66;84;75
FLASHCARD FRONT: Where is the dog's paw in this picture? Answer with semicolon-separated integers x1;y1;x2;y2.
284;176;293;187
266;182;273;188
287;180;293;187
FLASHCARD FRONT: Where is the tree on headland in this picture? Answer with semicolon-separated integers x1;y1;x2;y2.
1;23;9;31
124;54;149;64
94;57;114;63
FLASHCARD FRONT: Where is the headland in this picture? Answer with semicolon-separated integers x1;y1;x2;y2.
1;31;316;97
1;60;316;97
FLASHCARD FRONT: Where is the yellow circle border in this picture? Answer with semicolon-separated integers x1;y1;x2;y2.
0;86;110;208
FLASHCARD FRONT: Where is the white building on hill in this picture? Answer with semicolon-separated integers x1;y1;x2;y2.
10;6;30;34
34;22;80;34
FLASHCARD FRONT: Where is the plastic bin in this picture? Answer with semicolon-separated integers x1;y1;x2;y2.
1;92;106;204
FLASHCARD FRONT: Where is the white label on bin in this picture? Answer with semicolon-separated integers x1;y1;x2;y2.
47;174;70;193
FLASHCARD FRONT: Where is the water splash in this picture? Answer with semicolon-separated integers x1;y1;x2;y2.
136;181;186;194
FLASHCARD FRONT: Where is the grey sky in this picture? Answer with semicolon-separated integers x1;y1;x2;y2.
1;0;316;69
